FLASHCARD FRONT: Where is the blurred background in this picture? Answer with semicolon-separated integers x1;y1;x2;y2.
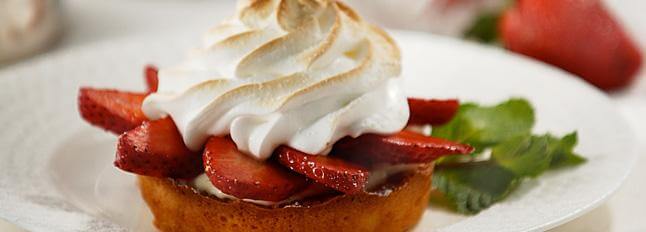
0;0;644;231
2;0;645;94
4;1;642;143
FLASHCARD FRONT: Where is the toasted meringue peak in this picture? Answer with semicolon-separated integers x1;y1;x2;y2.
143;0;408;160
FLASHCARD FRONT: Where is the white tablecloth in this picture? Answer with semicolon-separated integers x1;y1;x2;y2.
1;0;644;231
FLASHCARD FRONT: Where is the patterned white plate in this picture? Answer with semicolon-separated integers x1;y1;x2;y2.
0;31;637;232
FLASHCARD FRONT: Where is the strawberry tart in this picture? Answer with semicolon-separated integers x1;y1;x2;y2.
78;0;473;231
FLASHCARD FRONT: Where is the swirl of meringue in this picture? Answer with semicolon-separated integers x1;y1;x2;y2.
142;0;409;160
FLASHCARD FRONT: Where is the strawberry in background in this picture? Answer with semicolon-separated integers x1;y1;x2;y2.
348;0;642;90
499;0;643;91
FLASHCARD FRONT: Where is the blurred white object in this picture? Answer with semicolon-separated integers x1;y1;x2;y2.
345;0;506;36
0;218;24;232
0;0;61;64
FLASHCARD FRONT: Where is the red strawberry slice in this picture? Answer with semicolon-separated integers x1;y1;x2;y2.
275;146;370;194
115;117;202;178
203;136;308;202
78;88;147;134
144;65;159;93
332;130;473;166
500;0;642;91
407;98;459;126
297;182;338;198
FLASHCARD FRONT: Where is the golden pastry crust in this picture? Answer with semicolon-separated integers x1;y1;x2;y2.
138;165;433;232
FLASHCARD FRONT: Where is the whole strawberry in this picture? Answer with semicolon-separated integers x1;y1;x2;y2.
500;0;642;91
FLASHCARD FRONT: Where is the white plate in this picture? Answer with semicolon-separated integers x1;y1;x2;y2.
0;31;638;232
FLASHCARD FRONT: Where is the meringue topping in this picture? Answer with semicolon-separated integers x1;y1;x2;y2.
142;0;408;160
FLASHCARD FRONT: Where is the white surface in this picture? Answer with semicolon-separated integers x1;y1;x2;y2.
0;30;638;231
0;0;644;231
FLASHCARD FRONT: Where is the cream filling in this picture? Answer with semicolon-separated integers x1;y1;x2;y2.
191;164;418;206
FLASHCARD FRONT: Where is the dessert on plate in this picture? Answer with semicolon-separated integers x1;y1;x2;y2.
77;0;473;231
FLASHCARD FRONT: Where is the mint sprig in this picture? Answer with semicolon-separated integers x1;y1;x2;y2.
462;0;515;44
464;12;502;44
430;99;586;214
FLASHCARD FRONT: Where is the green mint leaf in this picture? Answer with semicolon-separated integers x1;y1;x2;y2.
548;132;587;168
432;162;519;214
462;0;515;44
491;135;552;177
463;12;502;44
432;98;535;152
551;151;587;168
491;132;586;177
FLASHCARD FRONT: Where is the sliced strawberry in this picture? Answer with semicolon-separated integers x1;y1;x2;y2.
144;65;159;93
500;0;642;91
297;182;338;198
78;88;147;134
407;98;459;126
275;146;369;194
203;136;308;202
332;130;473;166
115;118;202;178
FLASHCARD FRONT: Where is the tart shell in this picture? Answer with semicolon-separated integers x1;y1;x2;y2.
138;165;433;232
